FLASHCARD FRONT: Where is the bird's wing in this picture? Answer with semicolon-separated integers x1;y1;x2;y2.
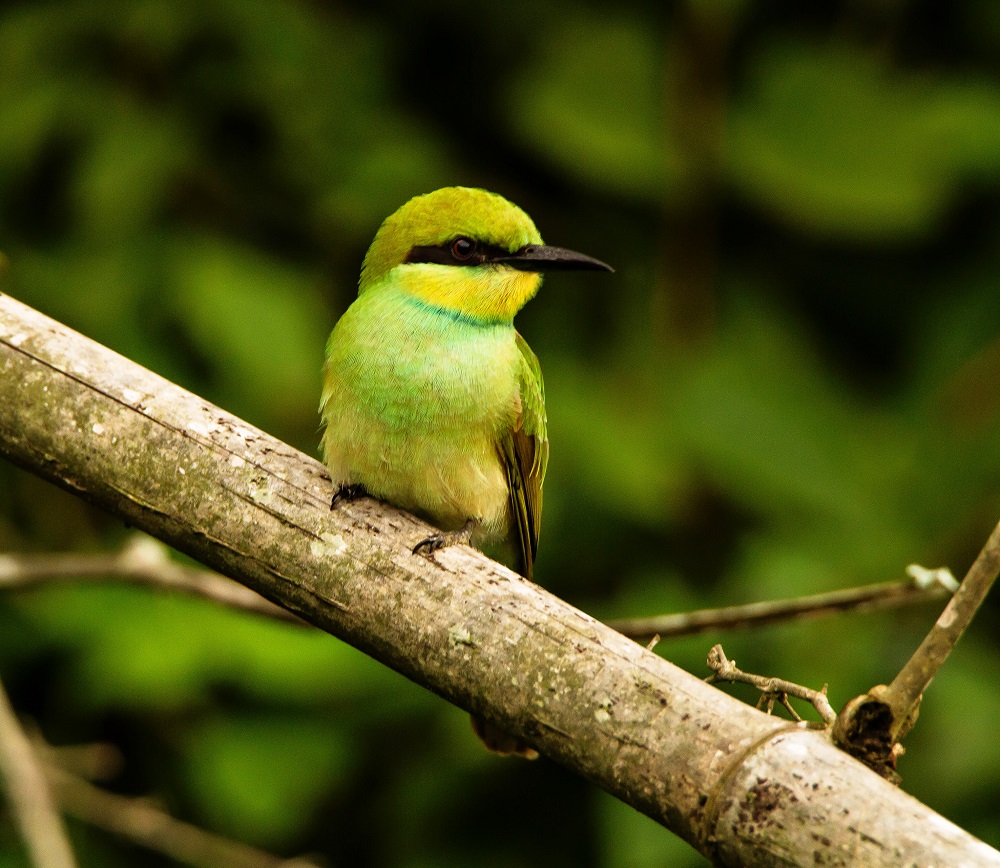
499;332;549;580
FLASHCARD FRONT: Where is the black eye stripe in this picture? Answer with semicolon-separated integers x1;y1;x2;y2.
405;238;517;267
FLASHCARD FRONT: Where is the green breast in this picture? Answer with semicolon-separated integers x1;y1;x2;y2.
327;287;519;430
320;285;521;532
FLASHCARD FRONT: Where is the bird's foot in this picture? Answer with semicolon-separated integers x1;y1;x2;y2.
331;483;367;510
413;518;480;556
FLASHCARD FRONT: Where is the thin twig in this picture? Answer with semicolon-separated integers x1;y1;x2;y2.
606;568;956;641
29;739;320;867
0;676;77;868
40;742;123;783
41;760;319;868
0;535;306;626
879;520;1000;740
705;644;837;726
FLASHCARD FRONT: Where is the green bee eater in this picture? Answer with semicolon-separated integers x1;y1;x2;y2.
320;189;611;754
320;186;611;582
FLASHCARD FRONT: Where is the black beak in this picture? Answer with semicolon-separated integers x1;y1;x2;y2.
497;244;614;273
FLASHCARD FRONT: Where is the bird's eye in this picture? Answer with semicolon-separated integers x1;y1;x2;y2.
451;237;476;260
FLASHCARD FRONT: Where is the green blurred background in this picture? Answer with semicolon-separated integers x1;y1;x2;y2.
2;0;1000;864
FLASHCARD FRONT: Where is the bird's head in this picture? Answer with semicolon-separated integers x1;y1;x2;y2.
359;187;612;324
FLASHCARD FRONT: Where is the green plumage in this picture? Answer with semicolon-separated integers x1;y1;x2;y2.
320;187;608;581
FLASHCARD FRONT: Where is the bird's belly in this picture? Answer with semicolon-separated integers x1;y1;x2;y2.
322;329;519;538
365;426;509;533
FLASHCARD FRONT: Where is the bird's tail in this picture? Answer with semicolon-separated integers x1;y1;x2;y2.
470;715;539;760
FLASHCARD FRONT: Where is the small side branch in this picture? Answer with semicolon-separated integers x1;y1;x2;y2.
884;522;1000;736
607;568;956;641
0;535;306;626
0;676;77;868
705;644;836;726
834;519;1000;778
44;763;317;868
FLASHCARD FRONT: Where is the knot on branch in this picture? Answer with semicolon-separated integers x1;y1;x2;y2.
832;686;919;784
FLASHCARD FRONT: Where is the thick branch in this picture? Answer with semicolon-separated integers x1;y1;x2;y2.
1;291;997;866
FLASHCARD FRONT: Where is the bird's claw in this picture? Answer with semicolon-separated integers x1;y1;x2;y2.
331;483;367;510
412;535;448;555
412;518;480;557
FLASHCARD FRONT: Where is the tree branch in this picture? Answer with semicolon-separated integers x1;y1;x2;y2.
1;291;998;866
14;737;317;868
606;567;955;640
705;644;836;726
885;521;1000;735
833;519;1000;779
0;676;77;868
43;761;317;868
0;535;305;625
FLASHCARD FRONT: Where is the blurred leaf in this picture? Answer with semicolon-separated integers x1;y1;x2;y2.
590;566;698;622
169;238;329;427
73;105;195;238
9;244;152;354
675;289;919;575
505;15;683;202
216;0;454;234
597;791;708;868
547;358;690;526
315;128;459;248
16;583;423;711
727;41;1000;239
0;842;32;868
185;714;352;847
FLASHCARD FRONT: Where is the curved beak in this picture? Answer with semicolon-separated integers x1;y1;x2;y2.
498;244;614;273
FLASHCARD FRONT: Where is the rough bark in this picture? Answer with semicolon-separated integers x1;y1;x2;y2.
0;291;996;867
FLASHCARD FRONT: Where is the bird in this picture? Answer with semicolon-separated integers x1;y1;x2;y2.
319;186;612;756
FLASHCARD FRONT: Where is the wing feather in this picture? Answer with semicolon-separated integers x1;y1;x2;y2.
498;332;548;580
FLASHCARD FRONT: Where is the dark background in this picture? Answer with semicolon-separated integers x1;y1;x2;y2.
2;0;999;864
